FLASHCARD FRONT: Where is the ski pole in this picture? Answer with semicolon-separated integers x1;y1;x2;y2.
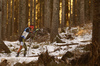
27;30;38;56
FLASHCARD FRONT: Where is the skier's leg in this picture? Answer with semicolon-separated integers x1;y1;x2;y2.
16;42;23;57
24;43;27;57
16;45;22;57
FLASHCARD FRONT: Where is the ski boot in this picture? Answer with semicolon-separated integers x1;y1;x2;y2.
24;53;26;57
16;52;19;57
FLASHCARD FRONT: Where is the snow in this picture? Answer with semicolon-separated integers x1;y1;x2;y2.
0;26;92;65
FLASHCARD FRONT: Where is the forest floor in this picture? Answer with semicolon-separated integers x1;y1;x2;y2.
0;23;92;66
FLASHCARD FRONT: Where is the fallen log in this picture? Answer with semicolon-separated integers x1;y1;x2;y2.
80;40;91;42
56;43;78;46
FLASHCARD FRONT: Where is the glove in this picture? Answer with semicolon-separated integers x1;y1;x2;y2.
33;29;39;33
36;28;39;31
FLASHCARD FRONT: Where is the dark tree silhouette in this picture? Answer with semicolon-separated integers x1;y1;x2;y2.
91;0;100;65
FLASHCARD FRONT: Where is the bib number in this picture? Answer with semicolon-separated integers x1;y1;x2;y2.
22;31;29;39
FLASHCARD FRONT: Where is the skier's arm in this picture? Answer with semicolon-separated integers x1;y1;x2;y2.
33;29;39;33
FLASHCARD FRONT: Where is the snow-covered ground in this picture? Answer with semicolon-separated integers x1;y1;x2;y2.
0;26;92;66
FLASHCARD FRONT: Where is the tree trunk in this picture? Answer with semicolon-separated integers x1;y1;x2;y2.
26;0;29;26
73;0;78;26
80;0;85;25
18;0;27;36
50;0;60;42
39;0;42;28
90;0;93;23
85;0;90;23
77;0;80;26
2;0;7;40
0;0;1;10
61;0;66;30
15;0;18;34
40;0;44;28
50;0;53;27
0;11;1;39
18;0;22;36
44;0;51;29
0;0;2;39
66;0;68;27
69;0;71;28
8;0;12;40
30;0;33;25
34;0;36;29
12;0;14;37
91;0;100;65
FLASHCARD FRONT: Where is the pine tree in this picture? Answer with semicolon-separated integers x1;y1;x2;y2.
77;0;80;25
8;0;12;40
91;0;100;65
90;0;93;23
34;0;36;28
40;0;44;28
73;0;78;26
44;0;51;29
0;0;2;39
80;0;85;25
61;0;66;30
66;0;68;27
30;0;33;25
12;0;14;36
18;0;27;36
2;0;7;40
50;0;60;42
85;0;90;23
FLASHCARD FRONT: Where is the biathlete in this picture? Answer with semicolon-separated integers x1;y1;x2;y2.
16;25;39;57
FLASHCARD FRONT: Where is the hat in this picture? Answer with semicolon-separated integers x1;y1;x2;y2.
29;25;34;29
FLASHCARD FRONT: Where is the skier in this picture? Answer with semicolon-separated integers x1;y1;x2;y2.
16;25;39;57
